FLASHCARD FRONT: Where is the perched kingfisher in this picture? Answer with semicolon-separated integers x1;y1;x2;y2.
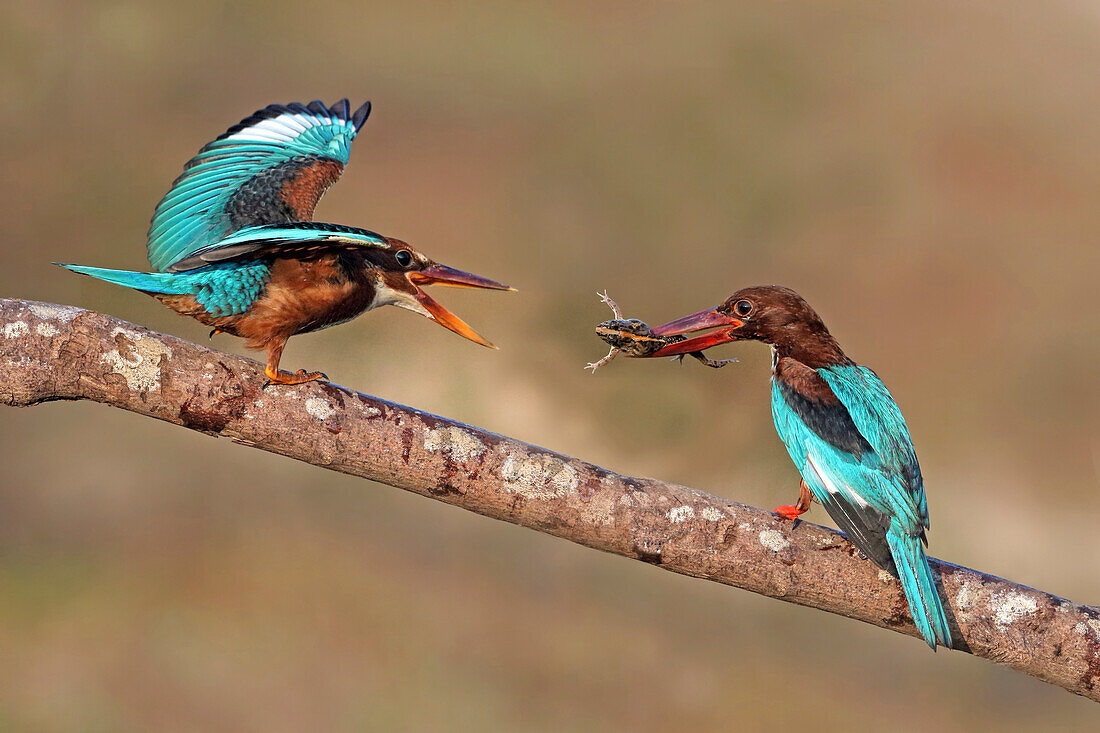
59;99;512;385
644;286;951;650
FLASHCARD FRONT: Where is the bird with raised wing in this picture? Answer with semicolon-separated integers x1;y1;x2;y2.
59;99;512;385
639;285;952;650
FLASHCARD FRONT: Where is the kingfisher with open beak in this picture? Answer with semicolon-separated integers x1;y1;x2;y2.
59;99;512;385
643;285;951;650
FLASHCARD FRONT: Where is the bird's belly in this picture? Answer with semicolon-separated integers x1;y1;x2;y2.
294;306;363;334
232;266;372;348
152;293;246;334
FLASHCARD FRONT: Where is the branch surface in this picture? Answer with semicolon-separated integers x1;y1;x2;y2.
3;298;1098;702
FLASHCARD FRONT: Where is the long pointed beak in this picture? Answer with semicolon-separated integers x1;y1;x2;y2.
404;264;512;349
647;306;743;357
408;265;514;291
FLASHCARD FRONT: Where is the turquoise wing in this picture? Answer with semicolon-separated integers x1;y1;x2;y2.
166;223;389;272
817;365;928;531
770;364;928;566
147;99;371;272
771;382;897;569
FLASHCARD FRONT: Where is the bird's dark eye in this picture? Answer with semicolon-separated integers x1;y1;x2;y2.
395;250;413;268
734;299;753;317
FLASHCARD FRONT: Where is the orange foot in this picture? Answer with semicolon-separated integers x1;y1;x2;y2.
264;366;328;387
775;480;814;521
774;504;808;521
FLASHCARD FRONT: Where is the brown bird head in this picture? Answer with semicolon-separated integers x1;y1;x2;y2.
648;285;847;367
367;237;514;349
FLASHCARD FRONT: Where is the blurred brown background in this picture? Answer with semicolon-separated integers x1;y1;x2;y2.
2;1;1099;730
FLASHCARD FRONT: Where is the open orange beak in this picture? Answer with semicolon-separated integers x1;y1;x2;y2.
407;265;514;349
647;306;743;357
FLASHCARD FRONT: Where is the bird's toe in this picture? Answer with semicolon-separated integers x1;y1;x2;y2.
774;504;806;521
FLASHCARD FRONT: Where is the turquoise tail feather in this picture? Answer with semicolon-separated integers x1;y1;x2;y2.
57;262;270;317
886;525;952;650
56;264;192;294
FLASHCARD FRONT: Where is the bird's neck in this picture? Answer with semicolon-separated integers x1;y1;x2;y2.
772;351;843;404
769;323;850;370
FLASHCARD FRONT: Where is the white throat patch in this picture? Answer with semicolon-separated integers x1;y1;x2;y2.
371;281;431;318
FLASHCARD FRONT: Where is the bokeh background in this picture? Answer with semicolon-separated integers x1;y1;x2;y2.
3;1;1100;730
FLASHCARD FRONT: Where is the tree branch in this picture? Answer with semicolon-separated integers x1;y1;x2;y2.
3;297;1098;701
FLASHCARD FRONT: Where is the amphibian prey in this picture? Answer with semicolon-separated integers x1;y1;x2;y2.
585;291;737;373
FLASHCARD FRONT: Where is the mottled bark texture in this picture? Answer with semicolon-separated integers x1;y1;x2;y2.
2;298;1098;702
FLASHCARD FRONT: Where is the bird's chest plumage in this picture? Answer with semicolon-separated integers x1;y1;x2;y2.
233;256;374;348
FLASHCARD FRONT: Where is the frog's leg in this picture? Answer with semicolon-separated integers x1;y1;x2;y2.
588;291;625;373
596;290;625;319
586;346;620;373
687;352;738;369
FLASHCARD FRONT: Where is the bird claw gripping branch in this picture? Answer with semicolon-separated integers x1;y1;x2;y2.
585;291;737;373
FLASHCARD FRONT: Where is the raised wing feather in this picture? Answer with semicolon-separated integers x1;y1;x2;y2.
166;222;389;272
147;99;371;272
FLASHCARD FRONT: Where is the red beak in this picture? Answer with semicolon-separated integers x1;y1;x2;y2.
647;306;743;357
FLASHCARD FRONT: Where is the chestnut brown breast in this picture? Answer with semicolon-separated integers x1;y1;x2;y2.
232;255;376;350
